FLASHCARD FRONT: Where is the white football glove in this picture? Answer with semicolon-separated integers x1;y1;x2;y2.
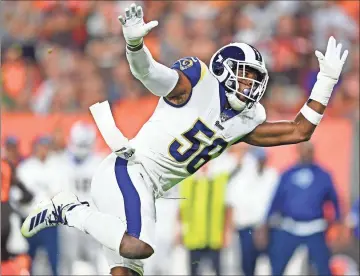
118;3;158;47
315;36;348;83
310;36;349;106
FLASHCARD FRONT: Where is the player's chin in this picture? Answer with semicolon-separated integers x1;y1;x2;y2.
236;93;247;102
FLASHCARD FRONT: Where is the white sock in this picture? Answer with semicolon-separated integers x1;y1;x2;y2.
66;206;126;252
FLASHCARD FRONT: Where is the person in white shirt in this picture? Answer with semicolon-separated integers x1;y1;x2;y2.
16;136;60;276
226;146;279;276
49;121;106;275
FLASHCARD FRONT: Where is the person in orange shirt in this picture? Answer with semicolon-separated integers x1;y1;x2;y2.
1;160;12;203
1;159;33;206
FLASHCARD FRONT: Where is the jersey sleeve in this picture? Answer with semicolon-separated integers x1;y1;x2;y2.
171;57;207;88
255;103;267;125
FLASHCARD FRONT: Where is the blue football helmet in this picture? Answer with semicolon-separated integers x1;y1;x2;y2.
209;42;269;111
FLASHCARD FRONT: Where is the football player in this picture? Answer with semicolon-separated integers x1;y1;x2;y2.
51;121;104;274
21;3;348;276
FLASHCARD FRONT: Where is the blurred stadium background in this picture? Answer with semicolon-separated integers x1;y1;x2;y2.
1;1;359;275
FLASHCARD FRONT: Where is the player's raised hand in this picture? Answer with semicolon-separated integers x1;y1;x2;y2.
118;3;158;47
315;36;349;82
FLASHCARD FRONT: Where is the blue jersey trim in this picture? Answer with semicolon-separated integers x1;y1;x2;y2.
114;157;142;238
171;57;202;87
218;82;227;113
218;82;241;121
164;57;202;108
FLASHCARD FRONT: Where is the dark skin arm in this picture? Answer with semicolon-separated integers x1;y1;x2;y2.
165;70;192;105
242;100;326;146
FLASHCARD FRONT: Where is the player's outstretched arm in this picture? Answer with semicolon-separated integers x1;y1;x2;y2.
243;36;348;147
119;3;192;105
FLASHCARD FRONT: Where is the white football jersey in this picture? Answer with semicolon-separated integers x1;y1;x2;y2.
49;151;104;202
130;57;266;194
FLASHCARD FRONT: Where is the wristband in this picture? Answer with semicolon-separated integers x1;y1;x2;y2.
300;104;323;125
126;40;144;52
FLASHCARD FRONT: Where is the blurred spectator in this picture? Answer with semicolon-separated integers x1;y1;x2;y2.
51;79;80;113
239;1;301;44
346;198;360;241
86;2;121;39
51;126;67;154
48;121;104;274
344;198;359;259
183;2;218;21
188;37;217;65
78;74;107;111
35;1;91;50
1;158;33;276
2;46;42;112
312;1;358;53
1;158;33;209
16;136;61;276
3;136;24;168
226;145;279;276
330;46;360;119
187;18;215;41
216;3;238;46
159;13;187;64
328;196;359;276
176;154;234;276
342;197;360;274
31;45;71;114
85;36;123;69
108;58;146;102
260;141;341;276
266;15;301;86
233;9;261;46
2;1;41;50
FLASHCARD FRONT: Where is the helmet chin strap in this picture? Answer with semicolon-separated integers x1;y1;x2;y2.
226;93;247;112
225;77;247;112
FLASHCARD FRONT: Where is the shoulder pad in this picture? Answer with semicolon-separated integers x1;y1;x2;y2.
171;57;207;88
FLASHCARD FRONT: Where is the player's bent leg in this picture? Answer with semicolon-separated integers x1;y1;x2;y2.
90;154;157;264
21;154;155;267
21;190;154;262
111;266;141;276
120;233;154;259
65;203;154;260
